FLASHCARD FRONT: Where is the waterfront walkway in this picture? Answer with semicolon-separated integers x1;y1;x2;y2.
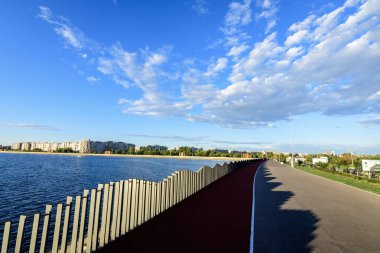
96;160;262;253
255;160;380;252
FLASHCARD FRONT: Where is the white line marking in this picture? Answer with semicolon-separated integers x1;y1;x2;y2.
250;161;266;253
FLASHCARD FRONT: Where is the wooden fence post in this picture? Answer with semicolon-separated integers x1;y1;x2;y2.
157;182;162;214
51;204;63;253
125;180;132;233
162;181;167;211
111;182;120;241
116;180;123;238
78;189;89;253
40;204;52;253
105;182;114;244
121;180;129;236
29;214;40;253
151;182;157;218
15;215;26;253
70;196;81;253
86;189;97;253
60;196;72;253
137;180;145;226
99;184;109;247
129;179;137;230
1;221;11;253
92;184;103;251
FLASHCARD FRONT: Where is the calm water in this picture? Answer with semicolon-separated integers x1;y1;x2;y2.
0;153;228;226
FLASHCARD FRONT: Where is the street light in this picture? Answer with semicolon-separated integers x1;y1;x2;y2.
289;113;294;168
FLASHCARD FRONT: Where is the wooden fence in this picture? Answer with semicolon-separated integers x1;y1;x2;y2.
0;160;249;253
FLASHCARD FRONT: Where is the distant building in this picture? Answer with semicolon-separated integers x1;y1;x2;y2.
323;151;336;156
242;153;252;158
11;139;135;154
312;157;329;165
145;145;168;151
79;139;91;153
0;145;10;150
362;160;380;172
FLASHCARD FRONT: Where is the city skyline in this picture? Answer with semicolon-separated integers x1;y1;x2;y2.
1;0;380;154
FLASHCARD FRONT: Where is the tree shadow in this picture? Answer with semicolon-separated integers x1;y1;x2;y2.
254;165;319;253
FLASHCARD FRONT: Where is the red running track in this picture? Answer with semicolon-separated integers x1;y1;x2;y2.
96;159;263;253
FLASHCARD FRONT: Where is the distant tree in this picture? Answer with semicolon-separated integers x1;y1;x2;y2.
56;147;75;153
127;146;135;154
315;162;329;170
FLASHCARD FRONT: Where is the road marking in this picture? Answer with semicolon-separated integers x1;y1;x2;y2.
250;161;266;253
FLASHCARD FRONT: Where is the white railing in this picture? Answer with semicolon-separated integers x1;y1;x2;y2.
0;160;248;253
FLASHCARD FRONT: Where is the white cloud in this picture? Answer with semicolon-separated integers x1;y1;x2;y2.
0;123;58;131
204;58;228;77
289;15;316;32
256;0;278;34
187;0;380;126
38;6;54;22
368;91;380;101
265;19;276;34
220;0;252;49
117;98;130;105
261;0;271;9
359;116;380;127
225;0;252;27
285;46;304;58
191;0;209;15
38;6;84;49
97;44;188;117
187;114;274;129
285;30;308;47
227;45;250;57
86;76;100;83
181;83;216;103
40;1;380;129
54;25;82;48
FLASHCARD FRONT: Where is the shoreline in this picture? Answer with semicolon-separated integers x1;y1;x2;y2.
0;150;251;161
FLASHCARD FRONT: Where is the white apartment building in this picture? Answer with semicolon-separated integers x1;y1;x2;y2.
11;139;135;154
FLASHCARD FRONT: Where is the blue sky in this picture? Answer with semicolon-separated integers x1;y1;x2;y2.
0;0;379;154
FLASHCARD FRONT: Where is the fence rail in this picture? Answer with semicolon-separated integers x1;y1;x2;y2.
0;160;251;253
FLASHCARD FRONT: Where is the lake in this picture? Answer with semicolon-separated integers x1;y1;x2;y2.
0;153;229;226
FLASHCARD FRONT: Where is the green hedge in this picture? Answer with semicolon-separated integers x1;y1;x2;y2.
300;166;380;184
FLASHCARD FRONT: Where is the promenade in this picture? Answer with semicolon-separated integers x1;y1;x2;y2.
255;160;380;253
96;160;262;253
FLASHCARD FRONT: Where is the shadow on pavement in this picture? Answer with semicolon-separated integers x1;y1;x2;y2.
254;165;319;253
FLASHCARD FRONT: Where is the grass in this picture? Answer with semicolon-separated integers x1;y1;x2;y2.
295;165;380;195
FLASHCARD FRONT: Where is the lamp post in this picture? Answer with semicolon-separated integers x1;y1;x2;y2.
290;113;294;168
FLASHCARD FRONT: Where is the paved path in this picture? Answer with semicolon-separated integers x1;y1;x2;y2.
97;160;262;253
254;160;380;253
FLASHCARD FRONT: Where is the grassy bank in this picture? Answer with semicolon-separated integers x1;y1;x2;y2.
295;165;380;195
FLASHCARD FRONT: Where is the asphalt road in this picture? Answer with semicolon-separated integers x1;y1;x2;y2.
254;160;380;253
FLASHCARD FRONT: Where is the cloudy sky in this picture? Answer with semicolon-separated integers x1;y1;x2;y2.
0;0;379;154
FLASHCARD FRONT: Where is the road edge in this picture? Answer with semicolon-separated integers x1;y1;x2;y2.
249;161;266;253
283;162;380;198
